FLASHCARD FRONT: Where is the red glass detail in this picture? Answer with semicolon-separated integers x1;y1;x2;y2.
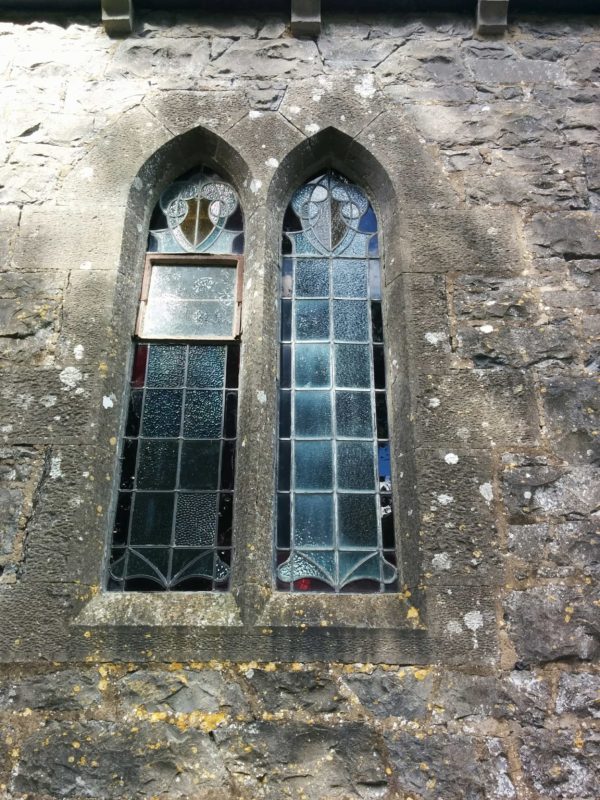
296;578;312;591
131;345;148;388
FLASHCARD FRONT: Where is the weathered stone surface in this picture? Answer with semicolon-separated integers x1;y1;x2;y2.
12;719;230;798
529;212;600;260
0;667;101;711
385;731;515;800
556;671;600;718
214;721;389;799
508;520;600;579
520;726;600;799
344;667;433;720
505;585;600;664
541;377;600;464
0;487;22;557
245;667;343;714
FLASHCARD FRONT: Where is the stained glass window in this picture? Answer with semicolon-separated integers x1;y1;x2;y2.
276;172;397;593
108;169;242;592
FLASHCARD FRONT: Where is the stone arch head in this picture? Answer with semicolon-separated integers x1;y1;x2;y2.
267;126;397;243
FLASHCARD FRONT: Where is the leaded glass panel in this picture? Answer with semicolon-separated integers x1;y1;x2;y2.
276;171;397;593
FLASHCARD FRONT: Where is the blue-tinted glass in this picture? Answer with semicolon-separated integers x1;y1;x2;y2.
295;300;329;341
368;236;379;257
338;494;378;548
335;391;373;438
184;390;223;438
337;441;376;490
294;391;331;438
179;441;220;490
126;548;170;584
358;206;377;233
373;345;386;389
175;493;217;546
281;299;292;341
279;390;291;437
292;231;321;256
295;259;329;297
295;441;333;491
277;493;290;547
136;440;178;490
130;493;174;545
332;260;368;298
371;302;383;342
282;257;293;298
335;344;371;388
333;300;369;342
142;389;182;437
294;494;334;548
295;344;331;388
187;346;226;388
280;344;292;388
336;232;369;258
339;552;380;586
378;443;391;484
146;345;186;387
369;260;381;299
278;440;291;490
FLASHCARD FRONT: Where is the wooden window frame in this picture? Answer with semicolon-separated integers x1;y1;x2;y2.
136;253;245;342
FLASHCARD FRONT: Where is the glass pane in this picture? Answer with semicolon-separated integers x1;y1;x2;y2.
281;299;292;341
294;441;333;491
188;346;226;388
332;260;368;298
136;440;178;490
144;296;235;339
146;345;186;387
295;344;331;388
217;493;234;547
130;493;174;546
295;300;329;341
334;344;371;388
294;391;332;438
149;265;236;301
278;440;291;490
338;494;378;548
120;439;138;490
184;390;223;438
333;300;369;342
337;441;376;491
277;493;291;548
179;441;220;490
279;390;291;437
295;259;329;297
335;391;373;438
294;494;334;547
175;493;218;546
142;389;182;437
125;390;143;437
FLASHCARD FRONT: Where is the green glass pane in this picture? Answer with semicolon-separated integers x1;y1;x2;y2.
334;344;371;388
335;391;373;438
184;390;223;438
295;259;329;297
136;440;178;490
187;346;226;388
179;440;221;490
175;493;218;546
332;260;368;298
142;389;182;437
338;494;378;548
295;344;331;388
294;441;333;491
337;441;376;491
294;494;334;548
130;493;175;545
333;300;369;341
146;345;186;387
295;300;330;341
294;391;331;438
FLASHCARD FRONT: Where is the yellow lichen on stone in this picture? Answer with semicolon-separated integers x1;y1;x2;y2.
414;669;430;681
407;606;419;621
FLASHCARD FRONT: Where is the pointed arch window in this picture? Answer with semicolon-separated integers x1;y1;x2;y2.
107;168;243;592
275;171;398;593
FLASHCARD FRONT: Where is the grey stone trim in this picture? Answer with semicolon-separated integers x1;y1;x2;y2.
101;0;133;35
291;0;321;37
476;0;510;34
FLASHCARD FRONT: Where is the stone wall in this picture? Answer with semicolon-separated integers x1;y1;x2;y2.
0;8;599;799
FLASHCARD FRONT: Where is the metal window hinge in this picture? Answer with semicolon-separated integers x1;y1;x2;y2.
101;0;133;36
476;0;510;35
291;0;321;38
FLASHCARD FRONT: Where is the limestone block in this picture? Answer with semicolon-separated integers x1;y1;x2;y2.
520;726;600;798
508;520;600;579
556;672;600;718
344;667;433;720
505;585;600;664
245;668;344;714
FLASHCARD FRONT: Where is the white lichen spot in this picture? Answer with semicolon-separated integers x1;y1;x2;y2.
50;454;63;480
444;453;459;465
1;424;14;434
446;619;463;635
464;610;483;631
464;609;484;650
289;105;301;115
256;390;267;405
59;367;82;390
487;226;498;235
305;123;320;135
312;93;322;102
39;395;57;408
265;157;279;168
428;397;441;409
132;176;143;190
432;552;452;571
436;494;454;506
354;74;376;99
248;110;263;120
479;324;494;334
479;482;494;504
102;395;115;410
73;344;85;361
79;261;92;271
425;332;446;346
250;179;263;194
81;166;94;179
523;490;532;500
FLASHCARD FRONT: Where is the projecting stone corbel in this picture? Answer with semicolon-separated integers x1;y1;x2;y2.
101;0;133;35
476;0;510;34
291;0;321;37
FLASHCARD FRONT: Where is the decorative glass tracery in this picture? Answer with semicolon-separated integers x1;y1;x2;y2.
108;169;242;592
276;171;398;593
